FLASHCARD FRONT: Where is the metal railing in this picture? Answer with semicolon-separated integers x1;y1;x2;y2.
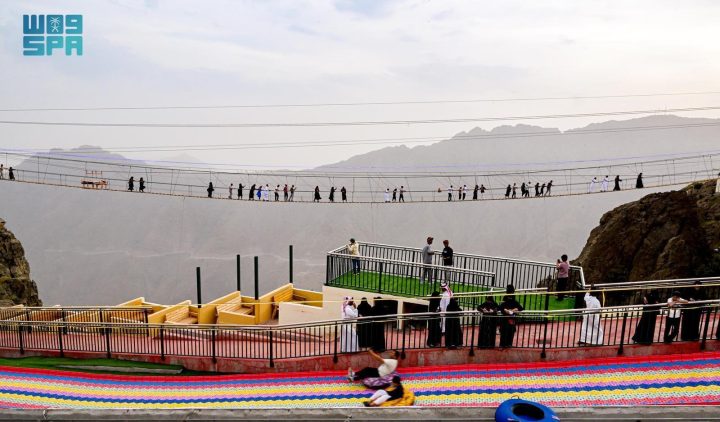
326;242;585;289
0;306;152;324
593;277;720;307
326;251;496;310
1;301;717;366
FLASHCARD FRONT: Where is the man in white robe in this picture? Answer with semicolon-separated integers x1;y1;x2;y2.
588;177;597;193
579;288;604;345
340;297;359;353
601;176;609;192
439;281;453;333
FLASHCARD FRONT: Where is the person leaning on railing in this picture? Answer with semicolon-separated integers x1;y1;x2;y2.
348;238;360;274
499;286;524;348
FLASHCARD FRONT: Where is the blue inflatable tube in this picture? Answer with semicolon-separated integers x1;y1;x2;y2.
495;398;560;422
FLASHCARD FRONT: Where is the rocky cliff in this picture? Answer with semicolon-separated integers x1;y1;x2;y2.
0;218;41;306
574;179;720;285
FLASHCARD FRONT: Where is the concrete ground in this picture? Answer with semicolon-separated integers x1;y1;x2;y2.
0;407;719;421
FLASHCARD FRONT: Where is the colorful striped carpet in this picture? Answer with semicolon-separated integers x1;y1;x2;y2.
1;352;719;409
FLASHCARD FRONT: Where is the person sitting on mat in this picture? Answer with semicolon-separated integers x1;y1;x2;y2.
348;349;399;382
364;375;404;407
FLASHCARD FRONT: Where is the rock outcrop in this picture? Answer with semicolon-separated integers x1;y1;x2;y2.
0;218;41;306
574;179;720;285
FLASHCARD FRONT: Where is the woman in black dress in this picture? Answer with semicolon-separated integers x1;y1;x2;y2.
369;298;386;352
477;296;499;348
499;294;523;348
426;291;442;347
356;298;373;348
631;291;660;345
444;298;463;349
314;186;321;202
681;282;705;341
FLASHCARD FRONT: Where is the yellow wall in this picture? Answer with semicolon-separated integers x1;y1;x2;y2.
195;291;242;325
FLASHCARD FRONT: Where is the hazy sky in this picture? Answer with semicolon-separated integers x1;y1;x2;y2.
2;0;720;169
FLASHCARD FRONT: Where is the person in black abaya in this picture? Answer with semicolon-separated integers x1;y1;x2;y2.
357;298;373;348
444;298;463;349
499;293;524;348
477;296;499;348
426;291;442;347
613;175;622;191
369;297;387;352
681;281;706;341
631;291;660;345
635;173;644;189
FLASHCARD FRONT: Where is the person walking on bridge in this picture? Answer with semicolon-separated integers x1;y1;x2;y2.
613;175;622;191
420;237;434;284
588;177;597;193
448;185;454;201
228;183;233;199
0;164;4;180
504;184;511;199
546;180;553;196
8;167;14;181
473;184;479;200
399;186;405;202
128;176;134;191
238;183;244;199
290;185;295;201
636;173;644;189
601;176;609;192
341;186;348;202
283;184;289;201
207;182;214;198
139;177;146;193
314;186;321;202
329;186;336;202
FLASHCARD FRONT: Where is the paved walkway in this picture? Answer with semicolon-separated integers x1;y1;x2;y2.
1;352;719;409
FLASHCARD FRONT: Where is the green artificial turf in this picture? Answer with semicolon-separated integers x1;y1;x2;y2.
329;271;578;311
0;356;209;376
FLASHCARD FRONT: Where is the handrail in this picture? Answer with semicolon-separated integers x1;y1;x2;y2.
594;276;720;288
4;299;717;330
327;251;495;278
331;241;583;271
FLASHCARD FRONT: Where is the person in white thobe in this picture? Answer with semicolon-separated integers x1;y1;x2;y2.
340;297;359;353
588;177;597;193
384;189;390;203
580;291;604;345
601;176;609;192
439;281;452;333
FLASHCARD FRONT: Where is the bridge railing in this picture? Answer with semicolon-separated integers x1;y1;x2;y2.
1;300;718;366
592;277;720;307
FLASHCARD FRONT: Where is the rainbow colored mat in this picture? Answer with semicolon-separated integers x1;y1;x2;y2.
1;352;719;409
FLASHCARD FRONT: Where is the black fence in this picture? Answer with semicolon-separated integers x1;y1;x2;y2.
0;307;152;324
1;301;718;367
328;242;584;292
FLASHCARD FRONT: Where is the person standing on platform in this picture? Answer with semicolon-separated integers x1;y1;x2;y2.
632;291;660;345
680;281;705;341
664;291;688;343
555;254;570;300
283;184;289;201
439;281;453;335
128;176;134;191
426;291;442;347
613;175;622;191
207;182;214;198
499;288;523;348
228;183;233;199
601;176;609;192
444;298;463;349
357;298;373;348
441;240;454;282
369;297;387;352
238;183;244;199
579;286;604;345
477;296;499;348
341;186;348;202
348;238;361;274
636;173;644;189
399;186;405;202
420;237;434;284
340;297;359;353
290;185;295;201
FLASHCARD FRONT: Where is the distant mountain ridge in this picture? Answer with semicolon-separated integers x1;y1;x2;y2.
315;115;720;172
